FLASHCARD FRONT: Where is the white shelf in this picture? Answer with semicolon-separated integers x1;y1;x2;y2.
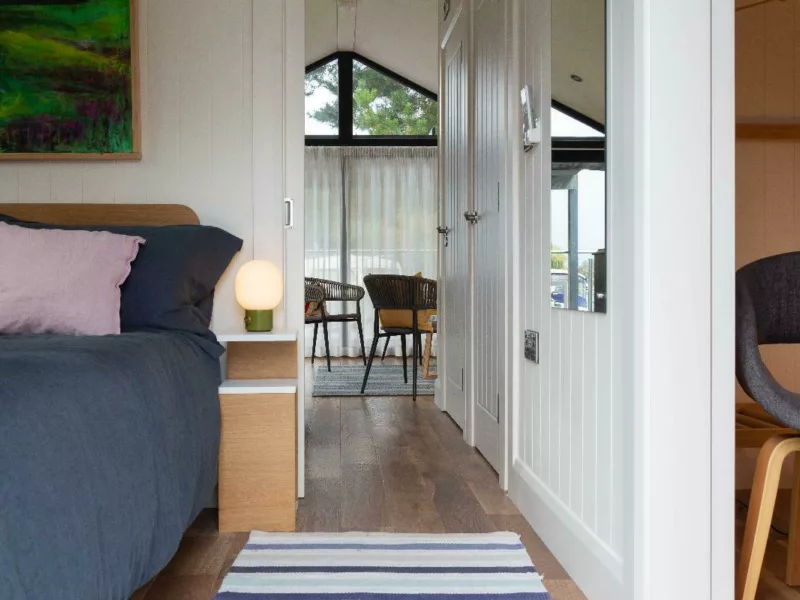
219;379;298;395
216;331;297;343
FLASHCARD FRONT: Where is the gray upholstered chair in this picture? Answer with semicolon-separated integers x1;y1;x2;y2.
736;252;800;600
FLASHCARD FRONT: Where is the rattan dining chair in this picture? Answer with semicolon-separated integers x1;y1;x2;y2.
361;274;437;401
304;277;367;372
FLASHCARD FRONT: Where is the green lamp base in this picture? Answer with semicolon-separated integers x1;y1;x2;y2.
244;309;273;332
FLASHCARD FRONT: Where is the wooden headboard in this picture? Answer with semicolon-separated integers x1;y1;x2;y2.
0;204;199;226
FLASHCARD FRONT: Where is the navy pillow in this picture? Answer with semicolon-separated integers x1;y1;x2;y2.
0;214;243;340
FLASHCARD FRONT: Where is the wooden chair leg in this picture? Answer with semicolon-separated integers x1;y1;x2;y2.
737;435;800;600
787;455;800;585
422;332;433;379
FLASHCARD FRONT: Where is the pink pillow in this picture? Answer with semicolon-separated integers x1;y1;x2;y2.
0;222;145;336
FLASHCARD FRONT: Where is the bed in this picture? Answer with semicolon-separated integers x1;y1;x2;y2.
0;204;238;600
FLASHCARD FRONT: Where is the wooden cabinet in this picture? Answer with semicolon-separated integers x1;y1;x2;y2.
217;332;298;533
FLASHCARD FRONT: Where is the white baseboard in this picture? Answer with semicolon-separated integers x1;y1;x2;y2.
509;461;625;600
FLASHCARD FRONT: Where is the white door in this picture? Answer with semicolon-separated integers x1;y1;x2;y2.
470;0;506;472
441;11;469;431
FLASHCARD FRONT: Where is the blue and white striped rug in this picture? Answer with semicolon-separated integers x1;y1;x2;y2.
214;531;551;600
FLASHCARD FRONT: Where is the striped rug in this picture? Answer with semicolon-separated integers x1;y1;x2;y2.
312;364;435;397
214;531;551;600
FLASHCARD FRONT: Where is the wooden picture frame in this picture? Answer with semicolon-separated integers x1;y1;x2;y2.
0;0;141;162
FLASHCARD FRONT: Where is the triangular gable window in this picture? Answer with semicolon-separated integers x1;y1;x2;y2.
305;52;437;145
551;106;604;138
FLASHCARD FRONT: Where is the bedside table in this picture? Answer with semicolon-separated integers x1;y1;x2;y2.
216;331;298;533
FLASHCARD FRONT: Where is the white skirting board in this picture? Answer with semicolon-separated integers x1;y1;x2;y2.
508;462;625;600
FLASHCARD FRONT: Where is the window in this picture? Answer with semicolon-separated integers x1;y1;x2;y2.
352;60;437;137
551;106;605;138
305;59;339;136
305;52;437;145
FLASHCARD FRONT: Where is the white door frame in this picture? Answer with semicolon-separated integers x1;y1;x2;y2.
624;0;735;598
503;0;735;598
253;0;306;497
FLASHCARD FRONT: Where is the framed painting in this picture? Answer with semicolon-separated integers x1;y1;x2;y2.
0;0;140;161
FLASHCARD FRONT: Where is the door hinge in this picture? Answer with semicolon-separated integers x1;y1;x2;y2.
461;368;464;389
497;181;501;212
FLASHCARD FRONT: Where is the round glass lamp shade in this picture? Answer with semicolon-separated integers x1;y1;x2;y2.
234;260;283;331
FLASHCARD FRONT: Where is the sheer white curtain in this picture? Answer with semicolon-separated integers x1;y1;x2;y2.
304;146;438;358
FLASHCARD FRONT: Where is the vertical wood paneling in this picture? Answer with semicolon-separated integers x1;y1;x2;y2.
514;0;620;554
569;314;584;514
0;0;266;332
559;313;571;501
0;167;19;203
145;0;181;204
595;311;613;544
177;0;213;204
17;166;51;204
582;318;598;528
49;165;84;203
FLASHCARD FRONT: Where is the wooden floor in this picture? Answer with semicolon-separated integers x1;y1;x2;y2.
132;358;585;600
736;489;800;599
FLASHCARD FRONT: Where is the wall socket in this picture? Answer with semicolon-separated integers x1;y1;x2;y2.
524;330;539;363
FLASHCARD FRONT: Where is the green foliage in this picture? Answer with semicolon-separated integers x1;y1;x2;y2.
551;245;566;270
305;59;437;136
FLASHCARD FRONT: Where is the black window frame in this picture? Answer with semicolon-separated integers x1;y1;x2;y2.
551;99;605;164
305;51;438;147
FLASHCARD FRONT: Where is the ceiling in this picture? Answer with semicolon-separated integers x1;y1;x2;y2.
306;0;439;93
552;0;606;126
305;0;604;125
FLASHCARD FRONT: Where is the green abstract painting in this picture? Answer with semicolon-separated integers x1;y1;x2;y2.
0;0;139;159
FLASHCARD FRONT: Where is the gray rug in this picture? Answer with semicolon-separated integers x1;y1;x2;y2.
313;364;436;397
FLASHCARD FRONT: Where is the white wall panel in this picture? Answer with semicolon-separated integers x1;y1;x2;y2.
509;1;624;597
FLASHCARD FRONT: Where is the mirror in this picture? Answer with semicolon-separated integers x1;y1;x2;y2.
550;0;607;313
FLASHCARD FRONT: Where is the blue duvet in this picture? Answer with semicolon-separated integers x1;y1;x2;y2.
0;331;222;600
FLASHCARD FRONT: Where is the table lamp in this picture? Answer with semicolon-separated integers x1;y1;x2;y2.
234;260;283;332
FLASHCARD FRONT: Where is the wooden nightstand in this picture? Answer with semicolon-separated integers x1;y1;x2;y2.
217;331;298;533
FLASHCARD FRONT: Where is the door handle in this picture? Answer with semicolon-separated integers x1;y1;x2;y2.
437;225;451;247
464;210;479;224
284;198;294;229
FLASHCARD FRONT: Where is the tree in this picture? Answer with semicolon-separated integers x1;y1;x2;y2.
551;245;567;270
305;60;437;136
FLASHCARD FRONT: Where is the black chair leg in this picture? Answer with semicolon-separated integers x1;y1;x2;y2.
400;335;408;383
361;314;381;394
356;317;367;366
311;323;319;365
416;333;423;366
380;336;391;362
322;318;332;372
